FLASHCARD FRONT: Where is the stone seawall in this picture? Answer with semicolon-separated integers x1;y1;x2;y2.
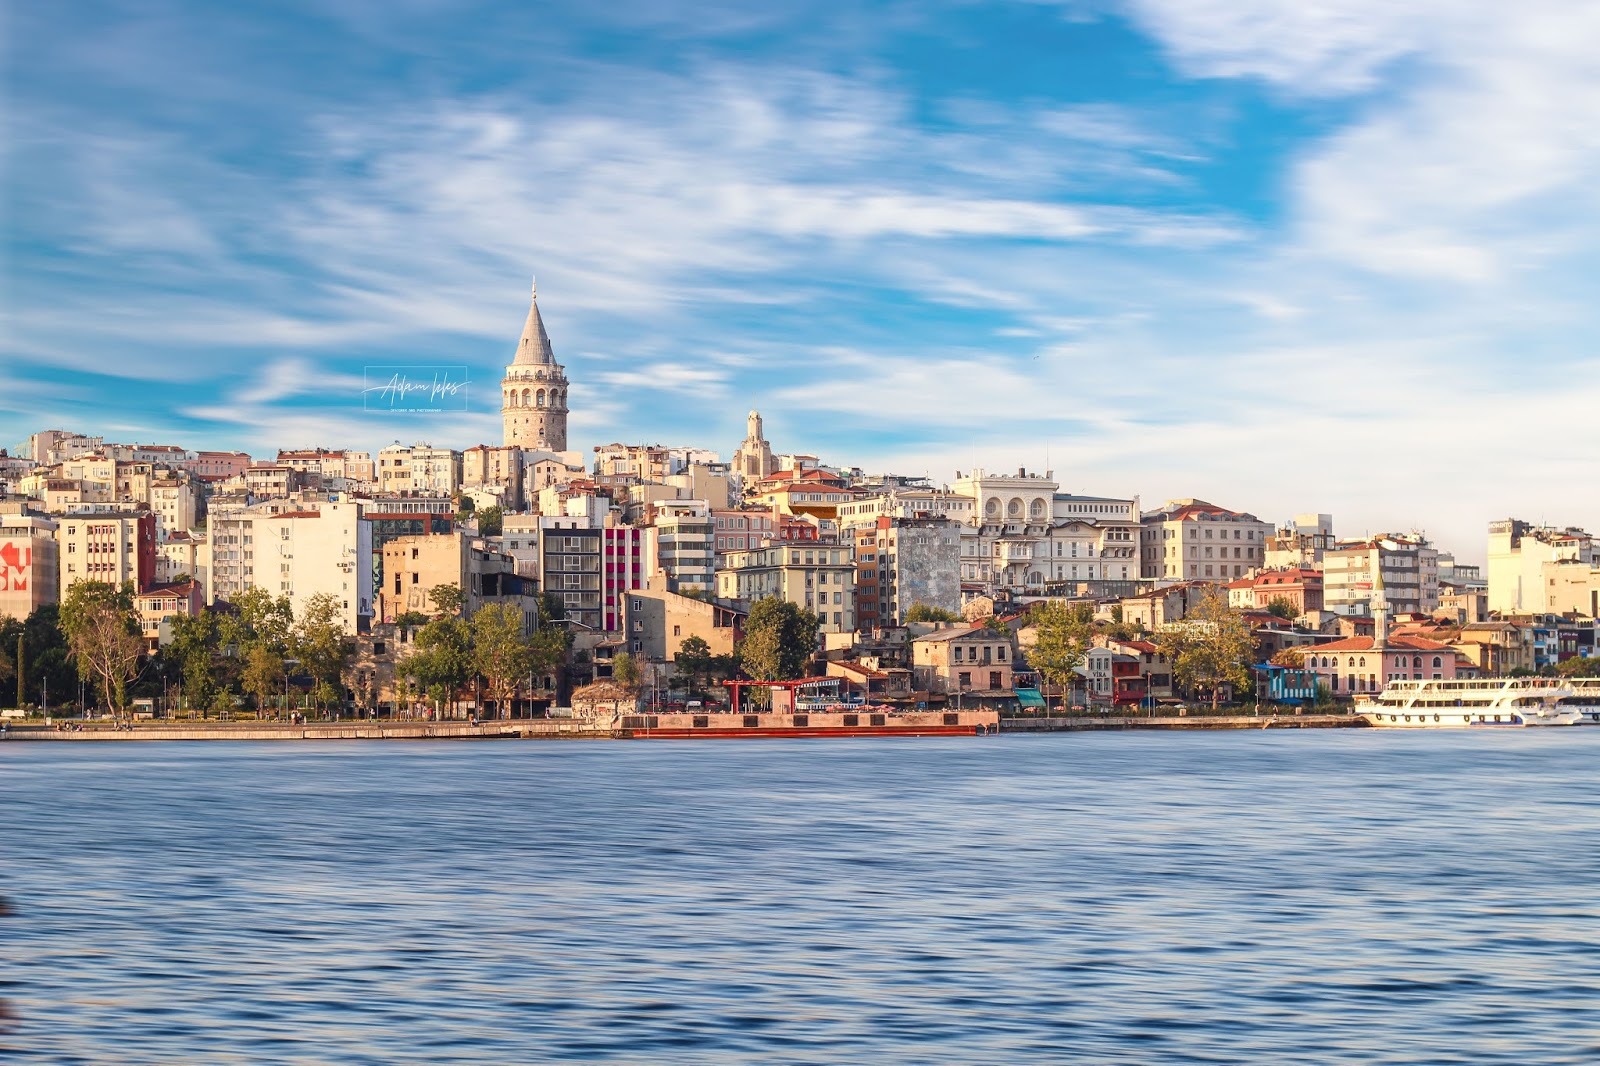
3;714;1362;741
3;720;616;742
1002;714;1362;731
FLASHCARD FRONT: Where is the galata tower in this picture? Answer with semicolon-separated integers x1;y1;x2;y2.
501;278;569;451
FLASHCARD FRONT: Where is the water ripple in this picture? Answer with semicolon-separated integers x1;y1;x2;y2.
4;731;1599;1063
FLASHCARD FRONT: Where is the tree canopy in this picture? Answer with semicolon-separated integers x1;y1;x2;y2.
59;580;144;713
905;603;961;623
1155;589;1257;710
1265;596;1299;621
739;598;819;682
1025;601;1095;695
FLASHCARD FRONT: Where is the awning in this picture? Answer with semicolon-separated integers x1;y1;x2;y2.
1015;687;1047;709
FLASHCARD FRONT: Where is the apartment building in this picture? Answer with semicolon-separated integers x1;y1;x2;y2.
56;511;157;599
1322;535;1440;617
716;541;856;634
208;501;371;632
1139;499;1271;583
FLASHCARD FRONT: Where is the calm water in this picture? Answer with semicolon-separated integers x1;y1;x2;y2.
4;731;1600;1064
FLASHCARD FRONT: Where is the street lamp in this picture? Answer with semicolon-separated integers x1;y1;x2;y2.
283;658;299;720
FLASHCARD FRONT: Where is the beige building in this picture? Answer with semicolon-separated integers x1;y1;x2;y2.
1263;514;1335;570
716;541;856;634
1487;519;1597;615
837;487;976;530
133;580;204;651
380;531;536;625
502;280;569;451
911;626;1016;699
1139;498;1271;583
377;444;461;497
57;512;157;598
622;586;742;664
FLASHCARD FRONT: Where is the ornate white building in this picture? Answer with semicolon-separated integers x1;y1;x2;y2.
502;280;569;452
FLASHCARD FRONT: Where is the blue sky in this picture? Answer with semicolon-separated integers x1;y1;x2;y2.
5;0;1599;561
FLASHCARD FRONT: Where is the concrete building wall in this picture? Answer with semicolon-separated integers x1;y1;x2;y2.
0;522;58;620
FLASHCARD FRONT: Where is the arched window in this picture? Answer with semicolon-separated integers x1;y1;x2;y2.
1348;657;1356;668
1359;657;1366;667
1030;499;1046;519
1433;656;1442;668
521;388;531;406
1008;498;1023;518
1412;656;1422;668
537;390;546;407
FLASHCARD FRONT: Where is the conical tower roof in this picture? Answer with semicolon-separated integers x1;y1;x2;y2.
512;278;556;366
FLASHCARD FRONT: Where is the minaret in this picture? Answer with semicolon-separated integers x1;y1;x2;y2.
501;278;569;452
1370;541;1389;652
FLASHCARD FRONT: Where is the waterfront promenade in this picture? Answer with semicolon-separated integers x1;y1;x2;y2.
2;712;1360;741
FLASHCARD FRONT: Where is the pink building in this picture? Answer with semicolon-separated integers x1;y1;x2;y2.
1302;634;1463;698
185;451;252;481
1251;568;1324;614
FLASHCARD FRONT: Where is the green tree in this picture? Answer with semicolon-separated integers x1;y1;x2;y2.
1026;601;1095;703
292;594;352;713
477;505;503;537
905;603;961;623
20;604;74;711
1155;589;1257;711
676;635;712;696
472;603;536;717
59;580;145;715
1265;596;1299;621
226;587;294;654
406;614;474;715
241;643;285;716
538;592;566;628
611;651;640;690
428;583;464;618
169;611;220;714
394;611;430;628
11;629;22;708
739;598;820;684
1555;656;1600;678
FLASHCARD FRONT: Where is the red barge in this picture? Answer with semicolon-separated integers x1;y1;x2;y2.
619;677;999;739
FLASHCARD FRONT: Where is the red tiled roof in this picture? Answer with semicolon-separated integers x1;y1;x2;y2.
1311;634;1454;653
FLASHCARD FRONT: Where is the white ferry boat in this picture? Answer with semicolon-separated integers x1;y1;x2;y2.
1357;677;1582;728
1558;677;1600;724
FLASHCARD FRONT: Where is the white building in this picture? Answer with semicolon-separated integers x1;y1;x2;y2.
949;468;1140;595
208;500;372;632
1488;519;1597;615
